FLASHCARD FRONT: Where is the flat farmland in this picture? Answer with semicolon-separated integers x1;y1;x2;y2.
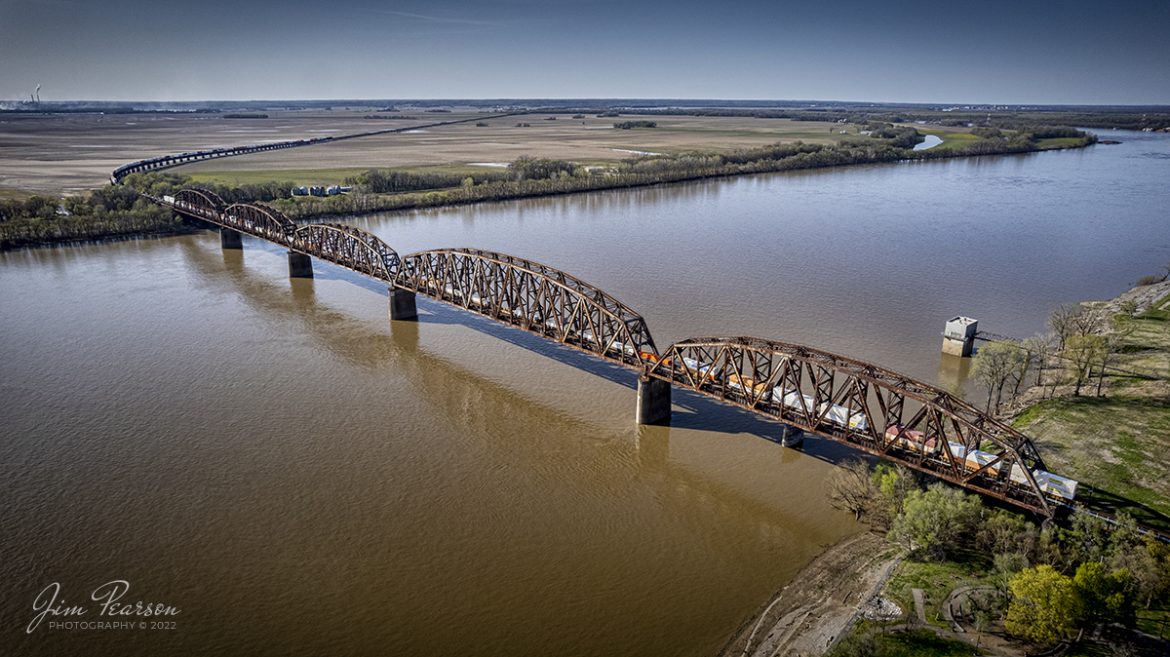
177;114;851;183
0;110;480;195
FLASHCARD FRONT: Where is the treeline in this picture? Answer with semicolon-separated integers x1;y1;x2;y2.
613;120;657;129
595;106;1170;132
0;172;297;249
273;126;1095;220
829;460;1170;652
0;186;187;249
345;168;508;194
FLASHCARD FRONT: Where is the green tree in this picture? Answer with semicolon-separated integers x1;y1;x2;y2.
889;484;981;560
1005;565;1083;644
978;509;1038;557
1074;561;1134;626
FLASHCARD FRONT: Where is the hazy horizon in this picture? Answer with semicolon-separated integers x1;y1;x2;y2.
2;0;1168;105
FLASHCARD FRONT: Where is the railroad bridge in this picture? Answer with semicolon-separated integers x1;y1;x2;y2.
157;188;1063;518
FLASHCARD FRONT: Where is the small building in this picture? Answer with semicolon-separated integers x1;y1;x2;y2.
941;316;978;357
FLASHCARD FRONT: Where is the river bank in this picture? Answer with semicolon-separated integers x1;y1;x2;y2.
268;133;1095;221
717;531;902;657
1007;280;1170;523
0;130;1097;250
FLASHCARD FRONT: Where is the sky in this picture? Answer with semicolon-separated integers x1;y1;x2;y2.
2;0;1169;104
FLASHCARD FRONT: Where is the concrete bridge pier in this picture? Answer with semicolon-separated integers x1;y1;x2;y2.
779;424;804;448
941;316;978;357
389;287;418;321
636;376;672;425
287;251;313;278
220;228;243;249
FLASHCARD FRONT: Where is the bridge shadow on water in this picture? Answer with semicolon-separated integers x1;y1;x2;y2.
199;234;870;472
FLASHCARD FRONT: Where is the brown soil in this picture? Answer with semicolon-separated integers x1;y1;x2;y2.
718;531;901;657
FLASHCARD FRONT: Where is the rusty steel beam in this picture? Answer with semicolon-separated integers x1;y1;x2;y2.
396;248;657;367
288;223;400;282
645;336;1052;516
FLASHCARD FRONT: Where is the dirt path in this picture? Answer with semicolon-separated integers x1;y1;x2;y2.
718;531;901;657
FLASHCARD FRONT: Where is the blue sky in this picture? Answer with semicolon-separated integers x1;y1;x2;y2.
2;0;1168;103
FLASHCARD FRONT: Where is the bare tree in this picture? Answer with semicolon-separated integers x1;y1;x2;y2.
1010;342;1033;398
1025;335;1054;389
1065;335;1106;396
974;342;1021;413
827;458;878;521
1049;303;1099;351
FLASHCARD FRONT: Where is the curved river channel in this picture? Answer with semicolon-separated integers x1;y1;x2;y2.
2;130;1169;656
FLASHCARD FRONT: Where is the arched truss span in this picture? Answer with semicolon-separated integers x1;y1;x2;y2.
646;336;1053;515
396;248;657;366
290;223;400;281
174;188;226;214
222;203;296;241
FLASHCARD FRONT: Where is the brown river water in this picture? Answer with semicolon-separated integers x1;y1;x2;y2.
2;130;1168;656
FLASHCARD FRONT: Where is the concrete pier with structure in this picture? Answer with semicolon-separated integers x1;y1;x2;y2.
941;316;978;357
389;288;418;321
287;251;313;278
636;376;672;425
779;424;804;448
220;228;243;249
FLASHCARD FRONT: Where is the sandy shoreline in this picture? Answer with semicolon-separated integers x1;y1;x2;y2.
717;531;901;657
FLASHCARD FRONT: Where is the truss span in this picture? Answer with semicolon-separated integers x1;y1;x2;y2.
174;188;226;213
290;223;400;281
222;203;296;241
396;248;657;366
646;336;1054;515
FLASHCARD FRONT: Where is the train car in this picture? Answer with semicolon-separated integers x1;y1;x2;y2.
681;357;717;381
963;448;1002;475
1010;464;1078;501
726;373;770;398
776;389;816;416
883;424;939;455
818;401;869;432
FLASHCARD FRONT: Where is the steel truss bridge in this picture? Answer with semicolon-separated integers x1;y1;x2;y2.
154;187;1072;518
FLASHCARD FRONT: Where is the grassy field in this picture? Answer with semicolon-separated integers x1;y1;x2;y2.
874;630;982;657
883;550;994;629
917;128;981;151
185;163;498;187
1015;291;1170;517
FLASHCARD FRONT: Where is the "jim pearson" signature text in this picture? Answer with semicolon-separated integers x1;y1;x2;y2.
28;580;180;633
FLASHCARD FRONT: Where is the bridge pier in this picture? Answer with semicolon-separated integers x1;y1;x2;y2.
941;316;978;357
636;376;672;425
389;287;418;321
779;424;804;448
220;228;243;249
287;251;313;278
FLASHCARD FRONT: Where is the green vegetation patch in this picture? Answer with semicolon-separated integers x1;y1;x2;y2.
875;629;982;657
1014;300;1170;519
883;550;994;629
188;168;372;187
1017;396;1170;518
1037;137;1089;149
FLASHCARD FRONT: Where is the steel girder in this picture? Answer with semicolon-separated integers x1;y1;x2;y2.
396;248;657;366
646;336;1052;515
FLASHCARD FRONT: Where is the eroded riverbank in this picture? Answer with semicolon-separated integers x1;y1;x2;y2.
718;532;901;657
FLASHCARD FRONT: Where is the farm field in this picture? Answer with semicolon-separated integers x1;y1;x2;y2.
0;109;935;194
0;109;480;195
175;114;874;182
